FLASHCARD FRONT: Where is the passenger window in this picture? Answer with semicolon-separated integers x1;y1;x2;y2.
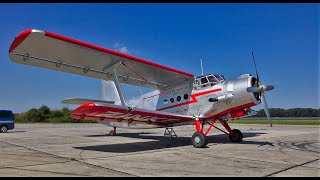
170;98;174;103
184;94;189;100
177;96;181;102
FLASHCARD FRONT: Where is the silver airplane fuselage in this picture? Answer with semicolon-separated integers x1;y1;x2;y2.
98;74;260;129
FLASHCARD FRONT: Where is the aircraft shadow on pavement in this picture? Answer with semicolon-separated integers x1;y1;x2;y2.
7;130;27;133
85;132;156;137
75;132;272;153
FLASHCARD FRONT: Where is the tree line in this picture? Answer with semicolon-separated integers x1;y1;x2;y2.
14;105;96;123
253;108;319;117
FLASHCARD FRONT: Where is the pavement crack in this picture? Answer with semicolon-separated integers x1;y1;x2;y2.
264;158;320;177
0;160;73;170
6;166;91;176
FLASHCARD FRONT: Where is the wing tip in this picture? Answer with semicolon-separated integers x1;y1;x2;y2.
9;29;45;54
9;29;33;53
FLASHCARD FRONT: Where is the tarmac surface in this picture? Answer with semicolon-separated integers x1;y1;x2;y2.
0;123;319;177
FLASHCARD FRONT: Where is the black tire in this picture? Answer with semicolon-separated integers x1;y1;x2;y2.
0;125;8;133
109;130;116;136
191;132;207;148
229;129;243;142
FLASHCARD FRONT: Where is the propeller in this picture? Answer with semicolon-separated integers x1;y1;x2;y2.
247;51;274;127
261;94;272;127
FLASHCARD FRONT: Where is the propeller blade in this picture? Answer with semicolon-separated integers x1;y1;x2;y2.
247;86;260;93
251;51;260;83
261;94;272;127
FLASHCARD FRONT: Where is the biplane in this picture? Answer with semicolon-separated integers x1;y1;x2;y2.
9;29;274;148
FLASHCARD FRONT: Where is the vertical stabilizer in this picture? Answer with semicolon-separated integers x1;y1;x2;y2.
98;80;121;105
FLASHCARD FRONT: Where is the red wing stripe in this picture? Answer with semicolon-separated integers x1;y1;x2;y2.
44;31;194;78
157;88;222;111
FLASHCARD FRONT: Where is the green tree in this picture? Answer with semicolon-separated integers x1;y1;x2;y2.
26;108;42;122
38;105;51;119
50;110;64;118
61;107;71;117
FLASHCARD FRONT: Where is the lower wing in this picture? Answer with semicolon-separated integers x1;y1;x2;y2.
71;102;195;126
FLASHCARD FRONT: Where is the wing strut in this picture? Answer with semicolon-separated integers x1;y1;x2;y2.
110;61;127;108
122;63;197;117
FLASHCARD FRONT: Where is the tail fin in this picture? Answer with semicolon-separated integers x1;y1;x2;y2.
98;80;121;104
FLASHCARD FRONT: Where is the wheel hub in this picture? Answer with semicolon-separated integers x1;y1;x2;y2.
194;136;201;144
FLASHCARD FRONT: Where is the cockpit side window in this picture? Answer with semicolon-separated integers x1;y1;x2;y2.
200;77;208;84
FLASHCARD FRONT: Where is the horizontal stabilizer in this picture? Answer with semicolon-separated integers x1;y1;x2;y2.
62;98;115;105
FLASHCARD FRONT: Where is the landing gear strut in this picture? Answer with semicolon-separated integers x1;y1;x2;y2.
109;127;116;136
191;118;243;148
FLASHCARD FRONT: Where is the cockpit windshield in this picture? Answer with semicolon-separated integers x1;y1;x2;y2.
214;74;225;82
207;75;219;83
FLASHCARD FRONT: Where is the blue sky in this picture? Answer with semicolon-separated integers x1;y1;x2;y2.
0;3;318;113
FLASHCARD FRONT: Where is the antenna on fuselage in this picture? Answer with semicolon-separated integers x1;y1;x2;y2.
200;58;204;76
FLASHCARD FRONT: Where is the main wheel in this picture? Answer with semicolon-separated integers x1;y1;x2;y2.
0;126;8;133
229;129;243;142
191;132;207;148
109;130;116;136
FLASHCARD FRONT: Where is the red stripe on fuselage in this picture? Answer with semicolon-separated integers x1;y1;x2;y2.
209;102;256;119
157;88;222;111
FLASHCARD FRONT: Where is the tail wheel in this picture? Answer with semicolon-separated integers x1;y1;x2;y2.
0;126;8;133
109;130;116;136
191;132;207;148
229;129;243;142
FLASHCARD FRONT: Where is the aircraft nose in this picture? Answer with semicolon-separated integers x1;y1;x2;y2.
246;75;274;128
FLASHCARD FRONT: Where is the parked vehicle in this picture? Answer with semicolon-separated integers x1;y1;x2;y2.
0;110;14;133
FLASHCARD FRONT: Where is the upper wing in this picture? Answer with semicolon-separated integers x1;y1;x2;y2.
9;29;194;90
